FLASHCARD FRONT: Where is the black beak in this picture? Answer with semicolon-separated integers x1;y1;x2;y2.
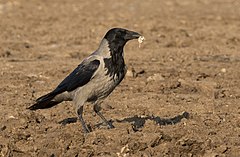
125;31;141;40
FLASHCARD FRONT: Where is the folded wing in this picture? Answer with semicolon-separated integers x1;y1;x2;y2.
28;59;100;110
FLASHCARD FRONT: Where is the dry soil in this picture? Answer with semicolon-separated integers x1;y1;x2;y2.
0;0;240;156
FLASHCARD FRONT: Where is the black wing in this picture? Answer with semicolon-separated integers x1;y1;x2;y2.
52;59;100;94
28;59;100;110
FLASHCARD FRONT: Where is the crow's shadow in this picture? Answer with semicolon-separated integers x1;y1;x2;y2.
59;112;189;130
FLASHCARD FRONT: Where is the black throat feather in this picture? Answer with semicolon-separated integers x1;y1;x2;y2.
103;39;126;80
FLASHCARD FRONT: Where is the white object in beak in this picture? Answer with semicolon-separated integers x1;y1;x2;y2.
138;36;145;48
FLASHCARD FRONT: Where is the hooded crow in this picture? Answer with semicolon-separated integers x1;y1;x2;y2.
28;28;142;133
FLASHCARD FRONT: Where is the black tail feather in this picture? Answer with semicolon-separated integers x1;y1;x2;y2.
28;101;60;110
28;92;60;110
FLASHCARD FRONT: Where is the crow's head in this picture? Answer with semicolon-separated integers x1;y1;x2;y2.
104;28;141;44
104;28;141;53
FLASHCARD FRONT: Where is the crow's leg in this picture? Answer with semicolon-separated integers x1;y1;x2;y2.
93;103;115;129
77;106;90;133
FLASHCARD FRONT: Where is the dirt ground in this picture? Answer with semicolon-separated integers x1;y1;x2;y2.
0;0;240;156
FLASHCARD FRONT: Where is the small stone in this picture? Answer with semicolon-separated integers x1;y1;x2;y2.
126;70;134;77
147;73;165;82
220;68;226;73
8;115;16;119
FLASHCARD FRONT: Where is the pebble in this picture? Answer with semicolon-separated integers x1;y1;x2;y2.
220;68;226;73
126;70;134;77
147;73;165;82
